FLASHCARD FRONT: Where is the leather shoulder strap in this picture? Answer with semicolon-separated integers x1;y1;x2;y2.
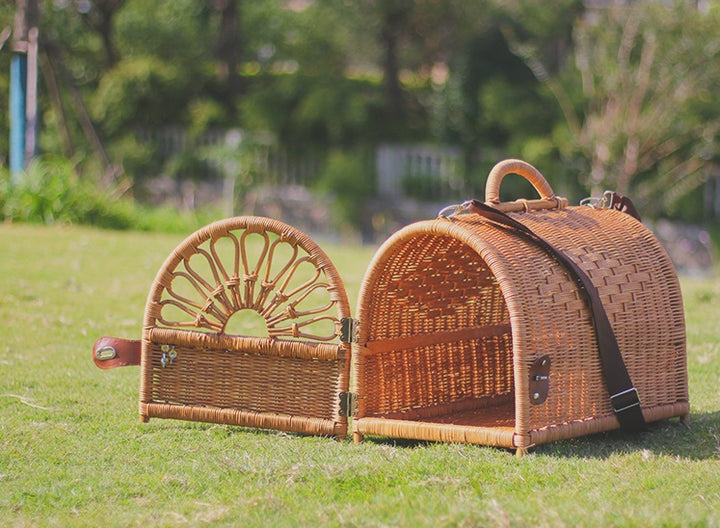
467;200;646;432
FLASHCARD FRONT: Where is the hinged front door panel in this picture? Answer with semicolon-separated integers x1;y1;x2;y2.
139;216;352;438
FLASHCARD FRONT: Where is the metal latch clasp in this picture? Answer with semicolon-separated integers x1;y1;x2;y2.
160;344;177;367
529;355;551;404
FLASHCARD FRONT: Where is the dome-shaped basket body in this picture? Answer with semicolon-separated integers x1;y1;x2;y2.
351;204;688;451
138;216;352;438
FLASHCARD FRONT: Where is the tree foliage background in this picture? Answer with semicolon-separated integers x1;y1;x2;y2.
1;0;720;224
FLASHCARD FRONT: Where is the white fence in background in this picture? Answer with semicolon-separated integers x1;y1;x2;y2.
139;127;720;219
376;144;464;199
139;127;467;202
137;127;324;187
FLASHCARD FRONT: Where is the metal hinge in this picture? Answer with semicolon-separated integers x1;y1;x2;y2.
339;391;358;417
340;317;359;344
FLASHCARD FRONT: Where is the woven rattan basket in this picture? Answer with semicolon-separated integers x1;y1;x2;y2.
93;159;689;454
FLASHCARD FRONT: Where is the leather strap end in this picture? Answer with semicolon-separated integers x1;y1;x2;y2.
610;192;642;222
92;336;142;369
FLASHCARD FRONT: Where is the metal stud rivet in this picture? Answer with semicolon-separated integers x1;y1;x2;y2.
95;346;117;361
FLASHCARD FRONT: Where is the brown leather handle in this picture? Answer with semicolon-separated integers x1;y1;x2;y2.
92;336;141;369
485;159;557;205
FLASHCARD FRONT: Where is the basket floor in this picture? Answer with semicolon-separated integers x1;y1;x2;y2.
371;400;515;429
355;402;517;447
409;402;514;428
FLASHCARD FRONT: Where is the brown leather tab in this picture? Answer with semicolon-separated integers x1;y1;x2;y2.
529;355;551;405
610;192;642;222
92;336;142;369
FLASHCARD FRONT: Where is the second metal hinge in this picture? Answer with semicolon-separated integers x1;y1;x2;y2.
340;317;359;344
339;391;358;417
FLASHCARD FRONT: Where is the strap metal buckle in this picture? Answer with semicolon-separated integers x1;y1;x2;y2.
610;387;641;414
437;200;473;219
580;190;615;209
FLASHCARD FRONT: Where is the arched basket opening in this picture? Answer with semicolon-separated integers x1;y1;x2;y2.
352;224;520;447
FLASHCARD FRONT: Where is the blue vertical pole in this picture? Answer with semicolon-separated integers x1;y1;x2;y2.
9;51;28;181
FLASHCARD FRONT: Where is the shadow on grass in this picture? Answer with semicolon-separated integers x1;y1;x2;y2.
354;412;720;460
533;412;720;460
132;410;719;460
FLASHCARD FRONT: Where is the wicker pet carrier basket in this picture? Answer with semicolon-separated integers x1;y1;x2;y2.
93;159;689;454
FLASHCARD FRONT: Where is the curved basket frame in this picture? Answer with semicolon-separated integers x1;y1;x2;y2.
138;216;352;438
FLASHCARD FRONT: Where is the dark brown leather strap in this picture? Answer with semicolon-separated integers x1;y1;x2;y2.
92;336;142;369
610;192;642;222
468;200;646;432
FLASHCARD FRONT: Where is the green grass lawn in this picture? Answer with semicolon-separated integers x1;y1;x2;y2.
1;223;719;527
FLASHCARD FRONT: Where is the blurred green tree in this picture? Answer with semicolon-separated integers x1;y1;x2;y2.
511;1;720;217
1;0;718;224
